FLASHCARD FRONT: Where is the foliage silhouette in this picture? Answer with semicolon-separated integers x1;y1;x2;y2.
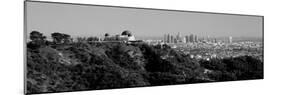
27;35;263;94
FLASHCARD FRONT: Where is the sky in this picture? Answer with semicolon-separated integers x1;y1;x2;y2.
26;1;263;39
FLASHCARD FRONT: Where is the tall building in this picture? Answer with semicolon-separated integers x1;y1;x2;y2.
174;38;177;43
189;34;194;43
214;38;217;43
229;36;232;43
182;36;186;43
176;32;181;41
167;34;170;43
185;35;189;43
164;34;166;43
170;35;174;43
207;35;210;42
194;35;198;42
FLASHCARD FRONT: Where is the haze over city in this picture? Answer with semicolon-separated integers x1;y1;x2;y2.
26;2;263;39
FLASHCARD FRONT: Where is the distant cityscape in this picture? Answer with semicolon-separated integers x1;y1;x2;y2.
30;30;263;62
26;1;264;94
26;30;263;94
142;32;263;62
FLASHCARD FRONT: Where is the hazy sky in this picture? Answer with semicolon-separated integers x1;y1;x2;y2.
26;1;263;39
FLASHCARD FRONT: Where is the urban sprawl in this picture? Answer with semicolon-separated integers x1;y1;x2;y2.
41;30;263;62
144;32;263;62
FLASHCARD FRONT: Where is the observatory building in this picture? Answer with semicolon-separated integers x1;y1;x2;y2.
104;30;136;41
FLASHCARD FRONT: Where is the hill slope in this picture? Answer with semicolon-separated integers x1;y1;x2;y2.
26;42;263;94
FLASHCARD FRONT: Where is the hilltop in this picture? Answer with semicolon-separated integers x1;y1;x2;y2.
26;31;263;94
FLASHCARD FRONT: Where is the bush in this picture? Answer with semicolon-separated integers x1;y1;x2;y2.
200;56;263;81
26;42;263;94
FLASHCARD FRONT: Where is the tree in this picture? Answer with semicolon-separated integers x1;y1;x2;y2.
51;32;63;44
62;34;71;44
87;37;99;42
51;32;71;44
30;31;46;42
28;31;47;49
76;37;87;43
200;55;263;81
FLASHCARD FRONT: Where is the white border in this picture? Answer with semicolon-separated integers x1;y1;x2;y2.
1;0;281;95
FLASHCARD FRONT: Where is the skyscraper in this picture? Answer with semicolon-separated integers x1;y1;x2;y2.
207;35;210;42
170;35;174;43
176;32;181;41
182;37;186;43
185;35;189;43
196;35;199;42
214;38;217;43
167;34;170;43
229;36;232;43
164;34;167;43
189;34;194;43
174;38;177;43
194;35;198;42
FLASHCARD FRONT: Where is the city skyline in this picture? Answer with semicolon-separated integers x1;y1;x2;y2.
26;2;263;39
25;1;264;94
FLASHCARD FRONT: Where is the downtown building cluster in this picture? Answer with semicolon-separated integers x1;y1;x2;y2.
163;32;199;43
163;33;233;44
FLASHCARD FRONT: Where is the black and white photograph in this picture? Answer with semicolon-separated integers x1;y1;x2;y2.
25;0;263;94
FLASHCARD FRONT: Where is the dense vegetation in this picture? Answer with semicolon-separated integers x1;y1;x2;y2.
26;31;263;94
